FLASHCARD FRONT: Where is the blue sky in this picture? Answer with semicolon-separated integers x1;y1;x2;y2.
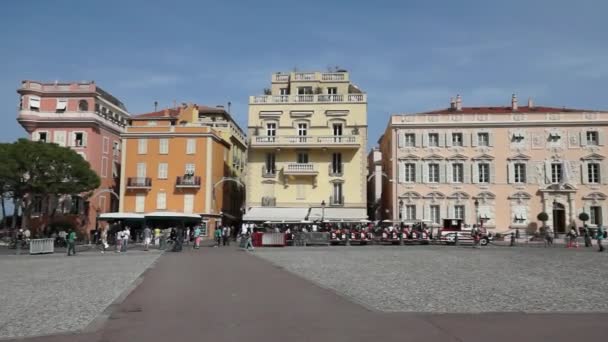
0;0;606;148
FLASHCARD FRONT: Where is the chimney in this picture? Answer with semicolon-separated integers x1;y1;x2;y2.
455;94;462;111
527;97;534;109
511;94;518;111
449;97;456;110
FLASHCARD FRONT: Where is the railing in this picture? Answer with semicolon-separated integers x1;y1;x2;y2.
328;163;344;177
274;74;289;82
273;72;348;82
29;239;55;254
262;165;276;178
127;177;152;188
21;82;94;92
285;163;316;173
250;93;366;104
329;195;344;206
176;176;201;187
294;72;315;81
321;73;346;81
252;135;359;146
261;196;276;207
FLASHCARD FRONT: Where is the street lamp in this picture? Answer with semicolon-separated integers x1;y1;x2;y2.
321;200;326;223
398;199;404;221
474;199;479;226
552;199;558;238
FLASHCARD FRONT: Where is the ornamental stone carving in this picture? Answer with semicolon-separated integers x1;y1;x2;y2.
532;133;544;149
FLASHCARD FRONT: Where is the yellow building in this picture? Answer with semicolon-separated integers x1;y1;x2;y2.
244;71;368;222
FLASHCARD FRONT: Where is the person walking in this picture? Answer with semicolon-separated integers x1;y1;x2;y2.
121;227;130;252
567;226;578;248
67;229;77;256
115;229;123;253
184;227;191;246
100;226;108;254
193;225;202;249
222;226;228;246
243;230;254;251
597;225;605;252
583;225;592;247
154;227;161;246
143;226;152;251
545;226;554;247
215;226;222;247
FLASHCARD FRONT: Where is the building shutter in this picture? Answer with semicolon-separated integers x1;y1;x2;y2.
544;160;552;183
462;132;469;147
446;162;452;184
599;130;606;146
137;163;147;178
507;162;513;184
422;163;428;183
398;162;405;183
415;133;422;147
398;132;404;148
602;162;608;184
489;163;496;183
54;131;66;147
438;133;445;147
184;194;194;214
422;131;428;147
579;131;587;147
471;163;478;184
438;161;446;183
463;162;470;183
135;194;145;213
445;132;452;147
29;96;40;109
527;163;537;185
82;132;88;147
471;133;478;147
488;132;495;147
415;163;422;183
580;162;588;185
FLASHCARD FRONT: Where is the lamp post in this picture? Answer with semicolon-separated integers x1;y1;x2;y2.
398;199;404;246
552;199;558;238
474;199;479;227
321;200;326;225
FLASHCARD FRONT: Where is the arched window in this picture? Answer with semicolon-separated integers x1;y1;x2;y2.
78;100;89;111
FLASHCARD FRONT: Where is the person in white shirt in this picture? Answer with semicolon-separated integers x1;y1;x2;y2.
116;230;123;253
121;227;130;252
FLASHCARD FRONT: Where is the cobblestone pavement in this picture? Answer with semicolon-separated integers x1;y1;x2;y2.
0;249;162;339
255;245;608;313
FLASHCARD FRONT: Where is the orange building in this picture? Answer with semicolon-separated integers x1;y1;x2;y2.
118;108;231;237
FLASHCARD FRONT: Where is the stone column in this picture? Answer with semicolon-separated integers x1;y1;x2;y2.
567;193;575;226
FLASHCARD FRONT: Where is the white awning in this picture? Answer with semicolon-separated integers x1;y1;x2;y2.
308;207;367;222
145;212;202;219
98;212;144;220
243;207;309;222
56;99;67;110
29;97;40;108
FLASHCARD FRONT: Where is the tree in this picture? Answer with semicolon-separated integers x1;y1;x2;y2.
0;139;100;231
537;212;549;229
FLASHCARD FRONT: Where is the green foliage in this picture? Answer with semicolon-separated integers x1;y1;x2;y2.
537;212;549;222
578;212;590;222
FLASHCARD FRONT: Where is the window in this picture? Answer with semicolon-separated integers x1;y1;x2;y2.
404;133;415;147
158;163;168;179
78;100;89;111
186;139;196;154
184;194;194;214
430;205;441;224
331;153;342;174
279;88;289;95
56;99;67;113
113;141;120;157
428;163;440;183
29;96;40;111
454;205;465;220
185;163;195;176
551;163;563;183
296;184;306;200
138;139;147;154
590;206;603;225
452;133;463;146
478;163;490;183
297;152;309;164
405;205;416;221
428;133;439;147
158;138;169;154
101;157;108;178
73;132;85;147
298;87;313;95
37;131;48;142
332;183;343;205
135;194;145;213
587;131;599;146
266;123;276;137
588;163;600;184
404;163;416;182
136;162;147;178
103;137;109;154
452;163;463;183
514;163;527;183
53;131;66;146
478;133;490;146
332;123;343;136
327;87;338;95
98;195;106;212
156;192;167;210
297;123;307;136
265;153;276;174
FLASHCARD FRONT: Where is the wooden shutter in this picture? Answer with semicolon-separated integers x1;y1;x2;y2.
544;160;552;183
422;131;428;147
398;132;404;148
471;133;478;147
438;133;445;147
415;163;422;183
489;163;496;183
579;131;587;147
471;163;478;184
438;161;446;183
599;130;606;146
463;162;470;183
422;163;428;183
445;132;452;147
398;162;405;183
602;162;608;184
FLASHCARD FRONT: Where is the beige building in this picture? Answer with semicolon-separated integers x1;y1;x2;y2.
244;71;368;222
379;95;608;234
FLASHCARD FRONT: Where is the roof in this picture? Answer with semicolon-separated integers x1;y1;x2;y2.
421;106;601;115
131;108;180;119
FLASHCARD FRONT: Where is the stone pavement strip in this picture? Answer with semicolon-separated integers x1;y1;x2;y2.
6;246;608;342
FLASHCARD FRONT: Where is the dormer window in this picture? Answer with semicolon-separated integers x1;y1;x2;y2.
548;133;561;141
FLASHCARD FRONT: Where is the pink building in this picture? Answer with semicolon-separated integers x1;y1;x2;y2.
17;80;129;235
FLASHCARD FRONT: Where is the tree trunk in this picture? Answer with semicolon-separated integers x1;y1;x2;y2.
11;197;18;229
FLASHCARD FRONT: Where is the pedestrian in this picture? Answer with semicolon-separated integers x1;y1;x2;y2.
510;232;516;247
67;229;77;256
583;225;592;247
15;229;24;255
193;225;202;249
242;230;254;251
121;227;130;252
100;226;108;254
597;224;605;252
116;229;123;253
471;225;479;248
222;226;229;246
143;226;152;251
567;226;578;248
154;227;161;246
545;226;554;247
215;226;222;247
24;228;31;244
184;227;191;246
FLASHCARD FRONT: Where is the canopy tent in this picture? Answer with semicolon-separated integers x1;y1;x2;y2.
307;207;368;222
242;207;309;222
98;212;145;221
144;212;202;222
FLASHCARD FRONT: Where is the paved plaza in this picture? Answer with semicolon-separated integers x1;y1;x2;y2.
255;245;608;313
0;248;162;339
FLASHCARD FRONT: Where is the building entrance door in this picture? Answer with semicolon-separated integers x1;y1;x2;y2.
552;203;566;234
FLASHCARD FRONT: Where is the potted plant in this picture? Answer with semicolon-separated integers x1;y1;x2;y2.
314;87;323;95
537;212;549;231
263;88;271;95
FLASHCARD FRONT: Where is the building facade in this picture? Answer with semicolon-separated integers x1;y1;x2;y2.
17;80;129;234
118;107;233;237
367;148;383;221
379;95;608;234
244;71;368;222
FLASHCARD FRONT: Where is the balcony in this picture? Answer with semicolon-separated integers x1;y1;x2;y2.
127;177;152;189
329;195;344;206
249;93;366;104
328;163;344;177
176;176;201;188
261;196;276;207
262;165;277;178
283;163;317;175
251;135;360;148
272;72;349;83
